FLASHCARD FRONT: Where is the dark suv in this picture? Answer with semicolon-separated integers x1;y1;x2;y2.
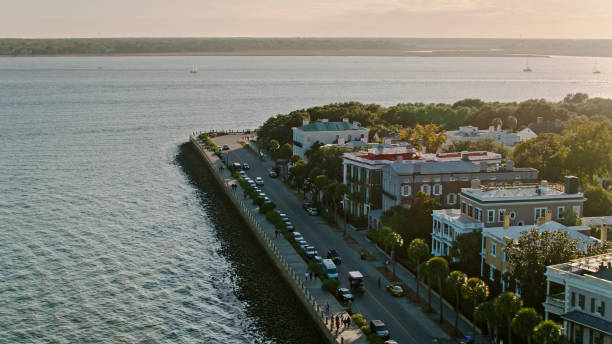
327;249;342;264
370;320;390;340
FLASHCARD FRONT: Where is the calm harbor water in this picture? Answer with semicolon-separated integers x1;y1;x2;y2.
1;55;611;343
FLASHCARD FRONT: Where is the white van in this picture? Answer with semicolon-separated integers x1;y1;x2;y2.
322;259;338;279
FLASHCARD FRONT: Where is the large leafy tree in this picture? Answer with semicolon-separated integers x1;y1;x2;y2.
382;191;437;245
532;320;565;344
583;184;612;217
512;133;566;182
407;238;430;300
512;307;542;344
450;232;482;276
505;229;582;310
446;270;468;333
562;118;612;184
399;123;448;153
494;292;522;344
276;143;293;160
462;277;490;338
426;257;449;323
289;160;308;194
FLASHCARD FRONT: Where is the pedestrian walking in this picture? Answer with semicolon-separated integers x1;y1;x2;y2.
377;276;381;288
335;318;340;331
243;191;247;199
309;272;313;281
325;302;329;314
304;272;309;281
346;315;351;328
275;229;279;238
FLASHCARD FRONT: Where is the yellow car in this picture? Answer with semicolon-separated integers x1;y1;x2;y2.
386;284;406;297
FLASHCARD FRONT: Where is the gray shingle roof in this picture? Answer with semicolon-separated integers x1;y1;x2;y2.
562;311;612;335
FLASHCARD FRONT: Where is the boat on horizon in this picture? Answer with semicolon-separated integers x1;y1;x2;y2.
523;58;532;72
593;60;601;74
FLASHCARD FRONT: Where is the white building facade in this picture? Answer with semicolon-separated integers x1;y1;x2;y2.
291;119;369;160
446;125;537;147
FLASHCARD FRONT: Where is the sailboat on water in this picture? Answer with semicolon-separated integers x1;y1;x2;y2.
523;58;532;72
190;65;198;74
593;60;601;74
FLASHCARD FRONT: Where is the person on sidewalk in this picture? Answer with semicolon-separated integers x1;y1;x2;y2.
377;276;381;288
304;272;309;281
325;302;329;314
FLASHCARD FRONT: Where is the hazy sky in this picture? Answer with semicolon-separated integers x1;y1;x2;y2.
2;0;611;38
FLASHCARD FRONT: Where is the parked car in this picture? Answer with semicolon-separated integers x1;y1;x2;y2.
268;170;278;178
298;240;309;250
222;144;230;150
386;284;406;297
306;207;318;216
232;162;242;171
384;341;399;344
313;255;323;265
257;192;266;198
285;222;295;231
337;288;354;302
370;320;390;340
249;182;257;189
239;171;247;177
305;246;318;257
280;215;290;222
217;145;223;151
327;249;342;264
263;197;272;203
292;232;304;241
243;162;250;170
255;177;264;186
303;202;313;210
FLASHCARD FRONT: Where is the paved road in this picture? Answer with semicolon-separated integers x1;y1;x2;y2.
216;135;449;344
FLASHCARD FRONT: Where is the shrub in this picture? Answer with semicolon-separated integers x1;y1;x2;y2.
360;326;371;335
265;210;281;223
321;279;340;293
352;314;367;327
253;196;264;206
259;202;276;214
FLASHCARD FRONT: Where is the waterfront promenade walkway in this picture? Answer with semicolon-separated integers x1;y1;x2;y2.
190;134;366;344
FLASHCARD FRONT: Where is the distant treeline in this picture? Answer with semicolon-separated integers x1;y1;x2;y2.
1;37;612;57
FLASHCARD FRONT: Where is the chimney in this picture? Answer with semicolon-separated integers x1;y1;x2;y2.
321;118;328;123
564;176;579;194
602;225;608;242
540;180;548;188
504;213;510;229
343;118;349;122
505;160;514;170
471;179;481;189
302;119;309;126
545;210;552;223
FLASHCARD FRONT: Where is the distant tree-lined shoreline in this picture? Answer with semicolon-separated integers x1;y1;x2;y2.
2;37;612;57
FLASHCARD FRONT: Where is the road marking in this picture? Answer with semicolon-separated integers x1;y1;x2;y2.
365;288;420;344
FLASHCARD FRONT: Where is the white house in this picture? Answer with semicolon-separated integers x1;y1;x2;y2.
292;119;369;160
446;125;537;147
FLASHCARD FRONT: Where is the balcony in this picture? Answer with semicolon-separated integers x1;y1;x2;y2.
544;292;566;315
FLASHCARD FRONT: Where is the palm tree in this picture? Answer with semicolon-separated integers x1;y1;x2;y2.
426;257;449;323
494;292;522;344
507;115;518;132
446;270;467;332
512;307;542;344
462;277;490;338
407;239;430;301
474;301;498;343
532;320;564;344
